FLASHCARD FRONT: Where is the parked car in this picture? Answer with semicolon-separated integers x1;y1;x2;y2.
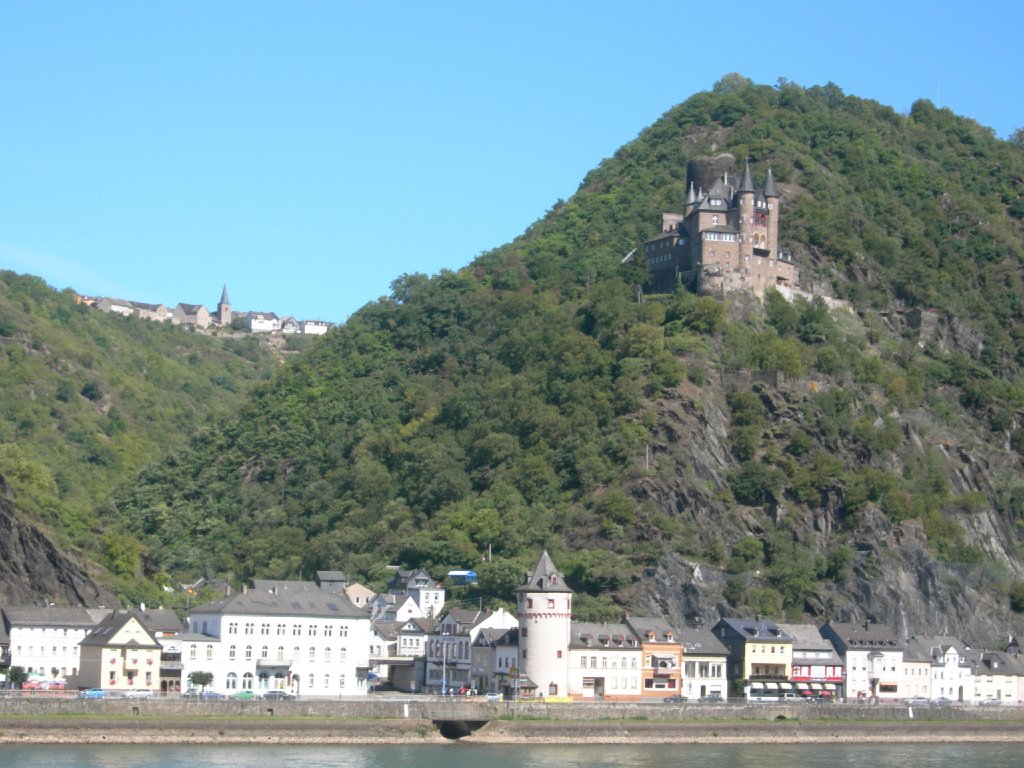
262;690;295;701
663;695;687;704
124;689;153;699
484;692;502;703
181;688;202;699
933;697;953;705
78;688;105;699
699;693;724;703
980;698;1002;706
231;690;259;700
905;696;929;706
200;690;227;700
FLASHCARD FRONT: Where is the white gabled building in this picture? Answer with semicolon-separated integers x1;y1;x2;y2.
2;606;110;688
568;621;643;701
387;568;445;619
184;578;370;698
820;620;905;702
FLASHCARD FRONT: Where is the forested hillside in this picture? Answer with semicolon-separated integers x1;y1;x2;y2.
0;272;279;603
113;76;1024;639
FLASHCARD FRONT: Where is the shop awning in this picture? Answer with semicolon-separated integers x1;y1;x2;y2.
824;683;836;690
810;683;822;690
780;682;793;689
750;682;764;689
765;682;779;690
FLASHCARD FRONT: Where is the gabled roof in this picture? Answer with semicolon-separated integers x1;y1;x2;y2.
175;303;205;314
569;621;639;649
715;617;793;643
398;617;431;635
624;616;680;644
776;623;833;650
80;612;161;649
677;627;729;656
820;620;904;650
474;627;518;647
3;606;111;630
370;619;401;640
516;551;572;594
130;607;183;635
189;586;367;620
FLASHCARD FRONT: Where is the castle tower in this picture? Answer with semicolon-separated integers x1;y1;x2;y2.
737;159;755;260
516;551;572;698
218;283;232;326
764;166;779;257
684;182;698;217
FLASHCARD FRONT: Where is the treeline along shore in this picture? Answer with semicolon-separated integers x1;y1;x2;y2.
2;699;1024;744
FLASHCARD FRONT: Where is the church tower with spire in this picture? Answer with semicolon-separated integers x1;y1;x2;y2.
217;283;232;327
516;551;572;698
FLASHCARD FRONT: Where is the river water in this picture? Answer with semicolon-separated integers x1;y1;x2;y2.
0;743;1020;768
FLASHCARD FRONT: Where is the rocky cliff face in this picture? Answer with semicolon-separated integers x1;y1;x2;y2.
0;491;114;607
621;334;1024;646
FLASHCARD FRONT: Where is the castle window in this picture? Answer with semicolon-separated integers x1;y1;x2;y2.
712;215;719;225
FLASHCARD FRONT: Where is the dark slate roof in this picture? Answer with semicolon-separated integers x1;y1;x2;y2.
80;612;161;649
738;160;755;193
0;619;9;645
821;620;904;650
569;621;639;649
220;284;230;304
474;627;519;647
677;627;729;657
624;616;680;644
130;607;183;635
716;617;793;643
398;617;431;635
703;224;738;234
3;606;111;629
371;619;401;640
176;303;205;314
763;166;778;197
516;551;572;594
776;623;833;650
189;587;367;620
685;182;697;206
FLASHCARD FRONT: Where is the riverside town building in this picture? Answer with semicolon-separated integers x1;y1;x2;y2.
3;552;1023;704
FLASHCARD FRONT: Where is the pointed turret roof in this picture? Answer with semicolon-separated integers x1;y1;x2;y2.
738;160;755;194
763;166;778;198
516;550;573;594
685;182;697;206
220;283;230;305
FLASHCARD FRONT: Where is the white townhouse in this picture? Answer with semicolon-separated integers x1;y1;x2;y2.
911;636;973;703
677;627;729;701
820;620;905;702
2;606;110;687
967;649;1021;705
245;311;280;333
184;578;370;698
387;568;445;619
568;621;644;701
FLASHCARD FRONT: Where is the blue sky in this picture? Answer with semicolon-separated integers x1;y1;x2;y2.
0;1;1018;323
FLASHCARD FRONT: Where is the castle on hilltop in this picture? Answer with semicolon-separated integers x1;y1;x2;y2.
640;154;797;297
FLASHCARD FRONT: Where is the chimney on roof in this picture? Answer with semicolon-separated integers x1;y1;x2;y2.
242;584;248;595
864;619;871;631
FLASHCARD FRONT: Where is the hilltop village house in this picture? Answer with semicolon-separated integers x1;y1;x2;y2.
4;551;1024;704
89;282;331;335
640;155;797;297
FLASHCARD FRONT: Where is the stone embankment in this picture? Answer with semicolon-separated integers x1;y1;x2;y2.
2;698;1024;744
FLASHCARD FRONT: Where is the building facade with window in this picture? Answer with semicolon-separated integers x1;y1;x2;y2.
624;616;682;699
184;579;370;697
568;621;643;701
677;627;729;701
77;612;162;693
516;551;573;699
820;620;905;702
2;606;110;688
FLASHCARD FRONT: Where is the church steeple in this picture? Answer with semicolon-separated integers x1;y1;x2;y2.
217;283;232;326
